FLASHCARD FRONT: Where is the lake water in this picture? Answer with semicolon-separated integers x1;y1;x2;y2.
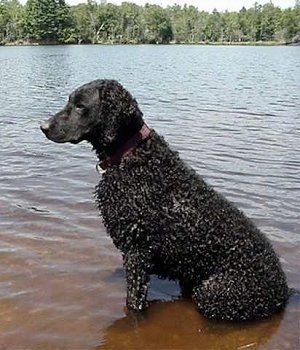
0;45;299;349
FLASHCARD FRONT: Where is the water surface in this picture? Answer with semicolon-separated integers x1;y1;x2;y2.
0;45;299;349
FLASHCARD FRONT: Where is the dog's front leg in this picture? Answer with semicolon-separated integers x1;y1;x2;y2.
124;250;151;312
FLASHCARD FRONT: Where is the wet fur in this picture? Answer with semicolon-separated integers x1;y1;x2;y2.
41;79;289;321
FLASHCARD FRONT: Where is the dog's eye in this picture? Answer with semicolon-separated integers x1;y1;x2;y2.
75;104;85;110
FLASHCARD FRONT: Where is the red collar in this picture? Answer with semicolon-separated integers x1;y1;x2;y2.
97;123;151;172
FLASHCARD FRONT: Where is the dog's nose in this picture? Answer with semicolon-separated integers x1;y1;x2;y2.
40;121;50;132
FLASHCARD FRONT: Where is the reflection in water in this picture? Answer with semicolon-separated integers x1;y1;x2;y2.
99;299;295;350
0;45;299;349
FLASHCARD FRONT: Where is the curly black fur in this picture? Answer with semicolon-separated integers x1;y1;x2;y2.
41;79;289;321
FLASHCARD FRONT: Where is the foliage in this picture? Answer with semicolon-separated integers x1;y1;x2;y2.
0;0;299;45
0;0;24;43
23;0;75;43
143;4;172;43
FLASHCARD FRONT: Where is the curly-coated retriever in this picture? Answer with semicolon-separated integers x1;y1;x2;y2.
40;79;288;321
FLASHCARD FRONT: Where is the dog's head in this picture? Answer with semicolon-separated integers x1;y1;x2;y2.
40;79;144;155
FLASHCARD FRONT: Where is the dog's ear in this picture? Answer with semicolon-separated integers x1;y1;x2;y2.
90;80;144;156
97;81;142;126
98;81;132;113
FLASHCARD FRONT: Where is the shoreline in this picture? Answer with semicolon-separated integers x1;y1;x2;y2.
1;41;298;47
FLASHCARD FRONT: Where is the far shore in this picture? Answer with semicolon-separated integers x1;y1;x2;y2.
1;40;299;47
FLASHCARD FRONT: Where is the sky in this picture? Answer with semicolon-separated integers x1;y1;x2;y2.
20;0;296;12
66;0;295;12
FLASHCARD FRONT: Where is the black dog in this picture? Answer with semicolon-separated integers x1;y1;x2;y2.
41;79;288;321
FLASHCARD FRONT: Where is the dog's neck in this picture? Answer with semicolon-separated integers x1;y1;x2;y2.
95;123;151;171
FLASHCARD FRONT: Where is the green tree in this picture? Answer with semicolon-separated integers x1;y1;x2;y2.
1;1;299;45
281;6;300;41
205;8;223;42
55;0;75;43
0;0;24;43
169;5;201;43
24;0;73;43
71;0;99;43
119;2;143;43
223;11;241;42
244;4;261;41
0;0;10;42
96;3;121;42
143;4;172;43
260;2;282;40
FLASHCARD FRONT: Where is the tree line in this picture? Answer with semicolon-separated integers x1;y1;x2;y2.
0;0;299;45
